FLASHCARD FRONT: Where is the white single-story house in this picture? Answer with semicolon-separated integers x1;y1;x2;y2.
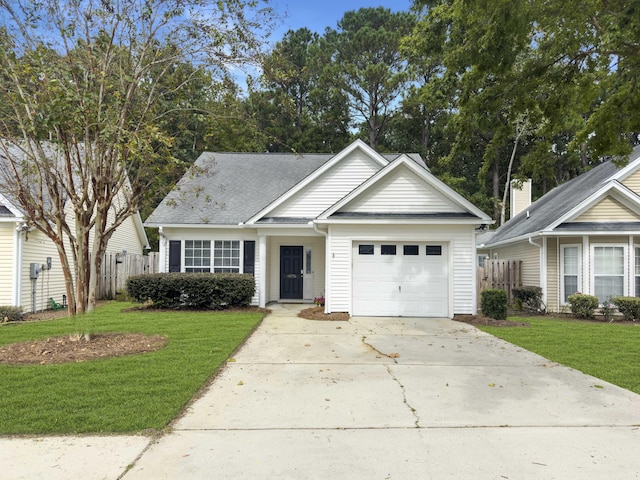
479;144;640;312
145;140;493;317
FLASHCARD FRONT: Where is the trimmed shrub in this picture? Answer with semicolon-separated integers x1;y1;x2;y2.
567;293;599;319
0;306;24;322
481;289;508;320
126;273;255;310
612;296;640;321
512;286;543;312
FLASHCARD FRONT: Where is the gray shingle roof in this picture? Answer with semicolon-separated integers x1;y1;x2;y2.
145;152;334;225
146;150;429;226
484;145;640;246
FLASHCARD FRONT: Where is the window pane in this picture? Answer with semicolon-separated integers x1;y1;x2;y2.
212;239;240;273
426;245;442;256
564;275;578;302
359;245;374;255
563;246;578;275
403;245;419;256
381;245;396;255
595;276;624;304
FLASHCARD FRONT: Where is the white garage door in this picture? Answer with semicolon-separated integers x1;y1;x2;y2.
352;242;448;317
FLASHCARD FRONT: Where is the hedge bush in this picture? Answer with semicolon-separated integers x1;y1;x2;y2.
567;293;599;319
512;286;543;312
612;296;640;321
481;289;508;320
126;273;255;310
0;306;24;322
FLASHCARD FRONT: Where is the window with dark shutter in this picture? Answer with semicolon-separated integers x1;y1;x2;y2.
244;241;255;275
169;240;181;272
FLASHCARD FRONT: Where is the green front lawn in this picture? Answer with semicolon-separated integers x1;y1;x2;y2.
0;302;264;435
479;317;640;395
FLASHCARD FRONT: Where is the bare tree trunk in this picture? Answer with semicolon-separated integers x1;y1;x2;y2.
500;127;524;225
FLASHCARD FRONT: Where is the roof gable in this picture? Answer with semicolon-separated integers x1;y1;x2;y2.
252;143;385;222
484;144;640;247
0;192;24;219
549;182;640;229
318;156;492;222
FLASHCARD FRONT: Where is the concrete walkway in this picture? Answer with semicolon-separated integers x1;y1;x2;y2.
3;304;640;479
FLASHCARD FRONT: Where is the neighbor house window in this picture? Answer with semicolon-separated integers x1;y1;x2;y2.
592;245;626;304
213;240;240;273
561;245;580;303
185;240;211;273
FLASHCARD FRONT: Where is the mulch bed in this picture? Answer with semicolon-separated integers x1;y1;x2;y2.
298;306;350;321
0;333;168;365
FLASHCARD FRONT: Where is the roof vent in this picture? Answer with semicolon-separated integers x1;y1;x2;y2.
526;210;530;219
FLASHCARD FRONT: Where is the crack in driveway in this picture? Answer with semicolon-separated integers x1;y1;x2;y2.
362;336;420;427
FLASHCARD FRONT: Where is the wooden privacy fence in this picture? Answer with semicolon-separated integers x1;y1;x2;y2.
477;259;522;306
98;252;160;300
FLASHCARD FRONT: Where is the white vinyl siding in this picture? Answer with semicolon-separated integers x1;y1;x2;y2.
560;244;581;303
268;150;381;218
0;224;15;305
341;166;464;214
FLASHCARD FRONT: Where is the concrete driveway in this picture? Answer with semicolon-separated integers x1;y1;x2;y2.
3;304;639;479
123;304;640;479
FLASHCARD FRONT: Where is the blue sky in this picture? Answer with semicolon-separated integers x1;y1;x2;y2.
270;0;414;39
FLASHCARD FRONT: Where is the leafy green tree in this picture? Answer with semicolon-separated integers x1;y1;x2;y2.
0;0;273;318
322;7;416;148
250;28;350;152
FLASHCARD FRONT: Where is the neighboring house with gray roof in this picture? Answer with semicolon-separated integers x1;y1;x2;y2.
479;144;640;312
146;140;493;317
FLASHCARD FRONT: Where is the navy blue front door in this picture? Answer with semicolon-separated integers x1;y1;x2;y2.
280;246;303;299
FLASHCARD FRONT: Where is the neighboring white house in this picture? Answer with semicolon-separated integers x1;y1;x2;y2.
479;144;640;312
145;140;493;318
0;191;149;313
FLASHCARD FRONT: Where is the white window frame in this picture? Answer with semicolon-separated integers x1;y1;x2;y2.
184;240;211;273
591;243;627;304
213;240;241;273
560;244;581;304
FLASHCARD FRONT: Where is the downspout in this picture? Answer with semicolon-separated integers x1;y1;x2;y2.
311;221;329;314
13;222;26;307
528;235;546;309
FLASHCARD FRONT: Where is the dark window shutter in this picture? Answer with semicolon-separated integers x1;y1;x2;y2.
169;240;181;272
243;241;255;275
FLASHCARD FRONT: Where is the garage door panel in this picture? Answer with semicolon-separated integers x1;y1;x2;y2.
352;242;448;317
